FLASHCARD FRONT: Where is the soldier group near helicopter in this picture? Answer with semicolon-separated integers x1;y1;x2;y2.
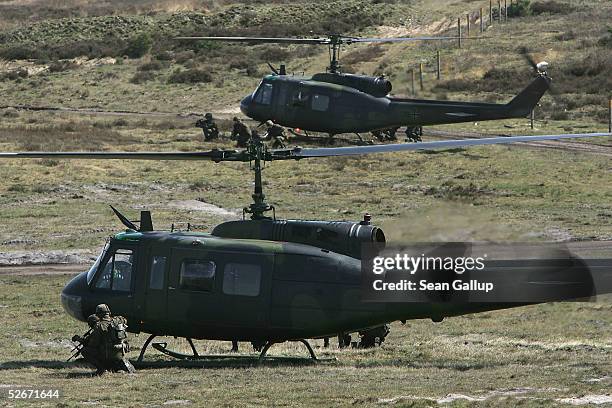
70;304;135;375
196;113;422;146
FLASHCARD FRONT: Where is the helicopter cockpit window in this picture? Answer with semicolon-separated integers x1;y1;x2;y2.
180;259;216;292
311;94;330;112
253;83;273;105
222;263;261;297
94;249;134;292
87;242;109;285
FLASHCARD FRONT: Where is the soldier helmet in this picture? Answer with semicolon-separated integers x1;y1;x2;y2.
95;303;111;316
265;120;274;127
205;112;212;119
233;116;239;122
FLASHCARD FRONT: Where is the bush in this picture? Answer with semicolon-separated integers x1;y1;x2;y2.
48;61;78;73
167;68;213;84
0;45;47;60
130;71;156;84
124;33;153;59
507;0;531;17
175;50;195;64
531;1;575;15
137;60;166;71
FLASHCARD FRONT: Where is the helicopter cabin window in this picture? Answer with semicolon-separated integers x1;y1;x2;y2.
180;259;216;292
311;94;330;112
94;249;134;292
149;256;166;290
254;83;273;105
291;90;310;107
222;263;261;297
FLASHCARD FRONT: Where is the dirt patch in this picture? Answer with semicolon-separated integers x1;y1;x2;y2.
0;250;96;266
557;395;612;405
166;200;239;218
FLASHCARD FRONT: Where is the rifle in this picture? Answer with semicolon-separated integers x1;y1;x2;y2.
67;328;92;362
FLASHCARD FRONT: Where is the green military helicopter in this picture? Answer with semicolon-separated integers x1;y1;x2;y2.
1;130;610;361
177;34;550;140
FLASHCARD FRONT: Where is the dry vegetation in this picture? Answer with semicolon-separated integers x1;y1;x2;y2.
0;1;611;406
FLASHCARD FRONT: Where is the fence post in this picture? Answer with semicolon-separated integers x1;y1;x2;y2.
490;0;493;24
466;13;471;37
457;17;462;48
410;69;415;95
609;97;612;133
419;63;424;91
498;0;502;22
530;110;535;130
436;50;441;80
504;0;508;22
480;7;484;32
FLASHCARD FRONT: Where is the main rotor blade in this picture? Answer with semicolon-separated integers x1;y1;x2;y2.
348;36;480;43
0;150;249;162
280;133;611;159
175;36;328;45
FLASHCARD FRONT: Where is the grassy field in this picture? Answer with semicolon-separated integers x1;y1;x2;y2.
0;273;611;406
0;0;611;406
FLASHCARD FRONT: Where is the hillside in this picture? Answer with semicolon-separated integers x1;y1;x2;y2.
0;0;609;122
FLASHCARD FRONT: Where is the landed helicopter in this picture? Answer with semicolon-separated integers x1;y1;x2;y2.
1;130;610;361
178;35;551;141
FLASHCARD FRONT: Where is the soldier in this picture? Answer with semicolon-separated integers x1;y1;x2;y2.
231;116;251;148
405;126;423;143
264;120;287;149
357;324;390;348
72;304;135;375
195;112;219;141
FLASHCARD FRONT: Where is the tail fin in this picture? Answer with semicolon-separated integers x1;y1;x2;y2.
506;75;551;117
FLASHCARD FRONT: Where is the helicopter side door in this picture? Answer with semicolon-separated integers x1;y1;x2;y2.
137;244;170;326
165;248;272;339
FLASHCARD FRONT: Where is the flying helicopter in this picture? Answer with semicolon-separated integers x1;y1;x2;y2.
177;34;551;141
1;130;610;361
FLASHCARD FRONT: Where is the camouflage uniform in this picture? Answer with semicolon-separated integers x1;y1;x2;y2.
358;324;390;348
231;117;251;148
74;304;135;375
196;113;219;141
265;120;287;149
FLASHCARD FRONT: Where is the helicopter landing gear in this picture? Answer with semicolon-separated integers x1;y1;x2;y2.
258;339;318;362
137;335;200;362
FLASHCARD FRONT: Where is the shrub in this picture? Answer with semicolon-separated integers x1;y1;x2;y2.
137;60;166;71
167;68;213;84
507;0;531;17
175;50;195;64
124;32;153;59
130;71;156;84
531;1;575;15
48;60;78;73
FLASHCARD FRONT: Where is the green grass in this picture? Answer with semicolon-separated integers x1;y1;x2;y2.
0;273;610;406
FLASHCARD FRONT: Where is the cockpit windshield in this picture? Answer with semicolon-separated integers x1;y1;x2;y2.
253;81;274;105
86;242;109;285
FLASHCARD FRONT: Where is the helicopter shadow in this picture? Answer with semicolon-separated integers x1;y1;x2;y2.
133;355;331;370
